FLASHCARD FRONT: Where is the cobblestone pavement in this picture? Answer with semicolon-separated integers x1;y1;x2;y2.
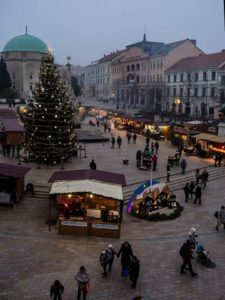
1;102;225;299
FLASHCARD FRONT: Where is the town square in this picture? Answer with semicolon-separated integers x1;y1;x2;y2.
1;1;225;299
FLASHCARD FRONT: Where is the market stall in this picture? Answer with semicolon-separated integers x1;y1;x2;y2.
192;133;225;158
48;169;126;238
0;163;30;205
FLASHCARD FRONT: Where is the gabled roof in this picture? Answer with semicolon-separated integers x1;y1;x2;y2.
99;50;124;63
126;38;196;57
49;169;126;186
166;51;225;72
1;119;24;132
0;163;30;178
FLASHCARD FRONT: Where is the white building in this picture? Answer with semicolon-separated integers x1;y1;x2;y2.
165;51;225;119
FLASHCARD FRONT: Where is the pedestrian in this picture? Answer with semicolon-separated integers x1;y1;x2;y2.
132;296;142;300
201;169;208;189
108;123;111;133
195;169;200;184
133;134;137;144
99;249;112;277
129;256;140;289
180;159;187;174
75;266;90;300
50;280;64;300
117;136;122;148
89;159;97;170
216;206;225;231
154;141;159;154
111;136;115;148
107;244;117;271
180;239;198;277
126;132;131;144
178;143;183;157
189;181;195;199
146;136;150;147
183;183;190;202
194;184;202;205
104;123;107;133
152;154;157;171
151;142;154;154
167;164;171;182
117;241;134;277
6;144;11;157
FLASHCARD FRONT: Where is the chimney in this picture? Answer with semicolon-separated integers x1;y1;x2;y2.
221;49;225;53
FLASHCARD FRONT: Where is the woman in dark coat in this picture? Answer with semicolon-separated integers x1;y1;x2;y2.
117;241;134;276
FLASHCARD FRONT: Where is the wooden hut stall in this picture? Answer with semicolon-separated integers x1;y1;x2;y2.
192;133;225;158
49;169;126;238
0;163;30;205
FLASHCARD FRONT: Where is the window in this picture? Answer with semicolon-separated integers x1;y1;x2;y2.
174;74;177;82
180;73;183;82
149;75;152;82
212;71;216;80
131;64;135;71
136;75;140;83
136;64;140;71
160;74;162;81
127;65;130;72
29;85;33;91
167;88;170;96
194;87;198;97
202;87;206;97
141;63;146;70
13;85;15;90
173;87;176;97
195;73;198;82
203;72;207;81
157;61;160;69
157;75;159;82
167;75;170;83
160;61;163;68
221;76;225;85
30;74;33;80
187;73;191;81
180;88;183;97
12;74;16;80
210;87;215;98
153;62;155;70
153;75;155;82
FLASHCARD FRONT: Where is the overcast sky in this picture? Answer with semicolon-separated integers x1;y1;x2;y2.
1;0;224;66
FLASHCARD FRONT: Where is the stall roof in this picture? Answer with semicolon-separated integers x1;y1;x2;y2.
0;163;30;178
192;133;225;144
49;179;124;201
1;118;24;132
49;169;126;186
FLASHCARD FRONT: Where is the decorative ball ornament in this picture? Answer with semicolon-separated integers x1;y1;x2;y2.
42;116;45;119
55;115;58;118
41;88;45;92
45;108;47;111
39;104;41;108
51;95;54;98
54;126;57;129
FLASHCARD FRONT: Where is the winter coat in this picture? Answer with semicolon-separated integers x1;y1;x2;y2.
118;243;134;268
219;209;225;223
129;258;140;280
195;185;202;197
75;271;90;290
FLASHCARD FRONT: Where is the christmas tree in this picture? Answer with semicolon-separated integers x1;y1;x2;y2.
22;54;76;165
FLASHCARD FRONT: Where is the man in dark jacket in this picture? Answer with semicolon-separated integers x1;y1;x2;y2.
50;280;64;300
129;256;140;288
194;184;202;205
180;240;198;277
180;159;187;174
183;183;190;202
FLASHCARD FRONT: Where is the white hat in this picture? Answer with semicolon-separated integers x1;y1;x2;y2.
108;244;113;248
190;227;196;233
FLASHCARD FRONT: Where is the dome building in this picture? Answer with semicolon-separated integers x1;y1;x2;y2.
1;30;48;98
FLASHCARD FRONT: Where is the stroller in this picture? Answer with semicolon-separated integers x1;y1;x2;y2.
195;241;216;268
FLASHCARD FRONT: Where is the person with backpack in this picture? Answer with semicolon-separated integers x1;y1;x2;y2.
183;183;190;202
129;256;140;288
50;280;64;300
179;240;198;277
99;249;112;277
216;206;225;231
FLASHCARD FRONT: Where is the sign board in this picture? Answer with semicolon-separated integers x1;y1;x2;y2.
92;223;119;230
62;220;88;227
173;126;189;135
208;127;216;133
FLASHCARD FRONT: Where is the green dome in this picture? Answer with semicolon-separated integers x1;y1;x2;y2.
3;34;48;53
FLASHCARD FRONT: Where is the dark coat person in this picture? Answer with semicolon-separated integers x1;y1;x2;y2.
180;159;187;174
194;184;202;205
180;240;198;277
50;280;64;300
129;256;140;288
117;136;122;148
117;241;134;276
183;183;190;202
90;159;97;170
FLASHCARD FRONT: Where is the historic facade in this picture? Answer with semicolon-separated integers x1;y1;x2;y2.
111;35;204;111
165;51;225;118
1;31;48;98
84;50;124;100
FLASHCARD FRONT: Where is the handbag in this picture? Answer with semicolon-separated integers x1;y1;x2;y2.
84;281;90;294
214;211;219;219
